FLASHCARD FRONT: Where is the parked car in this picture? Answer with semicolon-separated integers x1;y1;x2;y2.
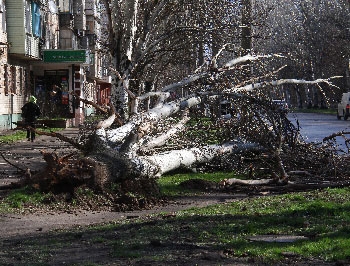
337;92;350;120
272;99;289;113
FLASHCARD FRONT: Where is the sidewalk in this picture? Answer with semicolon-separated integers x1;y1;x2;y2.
0;127;80;186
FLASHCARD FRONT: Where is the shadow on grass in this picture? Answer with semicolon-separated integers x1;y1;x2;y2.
1;197;350;265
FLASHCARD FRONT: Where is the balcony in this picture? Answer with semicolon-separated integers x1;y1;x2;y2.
59;13;74;28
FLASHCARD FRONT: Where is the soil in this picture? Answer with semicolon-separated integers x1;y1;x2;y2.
0;129;349;265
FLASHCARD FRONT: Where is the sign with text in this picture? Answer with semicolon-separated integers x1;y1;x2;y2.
43;50;88;63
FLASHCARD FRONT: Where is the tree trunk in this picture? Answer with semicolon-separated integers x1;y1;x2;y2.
295;87;303;109
241;0;252;55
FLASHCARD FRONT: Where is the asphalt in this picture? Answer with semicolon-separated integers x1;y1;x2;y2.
0;127;80;186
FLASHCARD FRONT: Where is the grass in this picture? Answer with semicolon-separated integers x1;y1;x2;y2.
106;187;350;262
0;130;27;143
0;172;350;264
291;107;336;115
158;171;237;196
0;186;50;211
159;173;350;261
175;188;350;260
85;186;350;263
0;127;63;144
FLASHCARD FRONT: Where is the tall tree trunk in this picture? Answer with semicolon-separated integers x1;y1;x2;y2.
241;0;252;55
295;87;303;109
112;68;130;120
109;0;140;120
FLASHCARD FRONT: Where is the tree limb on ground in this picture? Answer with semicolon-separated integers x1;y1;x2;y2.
323;131;350;142
34;128;83;150
0;153;26;173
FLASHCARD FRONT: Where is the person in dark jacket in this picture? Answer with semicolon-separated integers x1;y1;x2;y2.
21;96;41;142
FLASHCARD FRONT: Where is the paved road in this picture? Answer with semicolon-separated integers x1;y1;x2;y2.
288;112;350;143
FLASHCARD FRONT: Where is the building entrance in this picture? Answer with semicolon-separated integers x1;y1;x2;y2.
35;70;71;118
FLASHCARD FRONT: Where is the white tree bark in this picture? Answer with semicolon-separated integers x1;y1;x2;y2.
225;77;341;93
139;113;190;153
130;142;261;178
104;95;201;143
127;0;139;60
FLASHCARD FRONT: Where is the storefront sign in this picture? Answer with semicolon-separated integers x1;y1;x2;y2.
43;50;88;63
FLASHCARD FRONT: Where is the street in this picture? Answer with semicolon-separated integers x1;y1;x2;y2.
288;112;350;147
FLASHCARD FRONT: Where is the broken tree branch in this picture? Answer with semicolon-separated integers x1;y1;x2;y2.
72;92;123;126
139;110;190;153
323;131;350;142
0;153;26;173
71;92;109;114
226;76;342;93
34;128;83;150
96;114;117;129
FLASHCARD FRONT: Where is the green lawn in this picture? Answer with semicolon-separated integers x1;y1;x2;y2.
0;127;63;144
1;172;349;264
291;107;336;115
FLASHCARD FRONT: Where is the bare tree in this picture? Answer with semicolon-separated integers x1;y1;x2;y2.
98;0;245;119
258;0;350;107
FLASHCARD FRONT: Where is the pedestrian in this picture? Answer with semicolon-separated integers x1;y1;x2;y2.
21;96;41;142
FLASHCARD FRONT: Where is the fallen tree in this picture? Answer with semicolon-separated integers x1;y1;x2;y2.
3;0;347;204
6;53;341;199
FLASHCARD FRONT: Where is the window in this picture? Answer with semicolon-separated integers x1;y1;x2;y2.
3;64;9;95
0;0;5;33
25;1;31;34
59;0;73;13
32;2;42;37
0;64;4;94
10;66;16;94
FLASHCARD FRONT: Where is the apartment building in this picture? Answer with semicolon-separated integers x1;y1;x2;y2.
0;0;111;130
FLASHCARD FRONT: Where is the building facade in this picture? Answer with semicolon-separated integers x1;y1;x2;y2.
0;0;111;130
